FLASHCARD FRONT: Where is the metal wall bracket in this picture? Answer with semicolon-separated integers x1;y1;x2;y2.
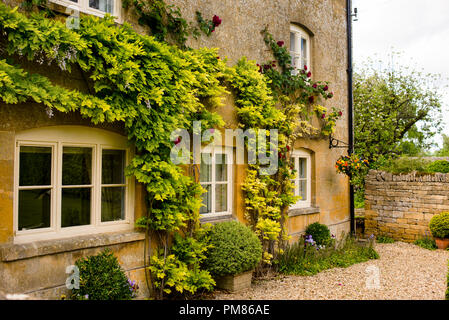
329;135;350;149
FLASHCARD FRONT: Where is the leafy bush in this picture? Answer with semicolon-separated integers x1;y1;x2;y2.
414;236;437;250
277;234;379;276
376;235;395;243
427;160;449;173
429;212;449;239
71;249;137;300
305;222;331;246
203;221;262;277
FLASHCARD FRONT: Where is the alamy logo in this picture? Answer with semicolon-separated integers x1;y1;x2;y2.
65;265;80;290
170;121;279;175
365;265;380;289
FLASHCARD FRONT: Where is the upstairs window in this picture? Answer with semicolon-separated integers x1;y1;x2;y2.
290;25;311;75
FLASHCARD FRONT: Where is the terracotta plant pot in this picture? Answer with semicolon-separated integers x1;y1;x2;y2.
434;238;449;250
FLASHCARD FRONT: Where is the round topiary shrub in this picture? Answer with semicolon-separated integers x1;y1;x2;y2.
203;221;262;277
71;248;138;300
305;222;331;246
429;212;449;239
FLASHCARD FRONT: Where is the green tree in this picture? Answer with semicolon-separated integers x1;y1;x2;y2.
354;55;443;162
352;54;444;207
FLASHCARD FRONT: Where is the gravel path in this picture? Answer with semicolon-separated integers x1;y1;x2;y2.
213;242;449;300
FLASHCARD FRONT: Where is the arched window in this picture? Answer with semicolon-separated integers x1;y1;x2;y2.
14;126;134;243
290;24;311;75
290;149;312;208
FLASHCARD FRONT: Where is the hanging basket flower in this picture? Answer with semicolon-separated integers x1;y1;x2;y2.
335;154;369;177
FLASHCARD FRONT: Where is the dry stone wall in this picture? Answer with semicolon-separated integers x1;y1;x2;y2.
365;170;449;242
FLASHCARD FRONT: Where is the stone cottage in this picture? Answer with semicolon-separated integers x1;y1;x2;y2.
0;0;353;298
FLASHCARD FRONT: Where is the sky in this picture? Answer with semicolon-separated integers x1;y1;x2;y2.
352;0;449;150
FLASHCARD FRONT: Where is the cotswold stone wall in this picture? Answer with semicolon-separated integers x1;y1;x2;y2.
365;170;449;242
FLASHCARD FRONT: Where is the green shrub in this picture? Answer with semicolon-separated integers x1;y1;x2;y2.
429;212;449;239
71;249;137;300
305;222;331;246
376;235;395;243
203;221;262;277
427;160;449;173
277;234;379;276
414;236;437;250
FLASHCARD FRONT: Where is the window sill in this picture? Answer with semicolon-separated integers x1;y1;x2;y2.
288;207;320;217
200;213;234;224
0;230;145;262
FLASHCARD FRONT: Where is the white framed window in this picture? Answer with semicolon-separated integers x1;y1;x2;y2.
199;146;233;216
50;0;122;20
13;126;134;243
290;149;312;208
290;24;311;75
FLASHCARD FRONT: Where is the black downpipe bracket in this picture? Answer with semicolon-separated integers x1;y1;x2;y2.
346;0;355;235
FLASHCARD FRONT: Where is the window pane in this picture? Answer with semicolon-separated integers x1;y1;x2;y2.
215;154;228;182
18;189;51;230
19;146;52;186
102;149;125;185
290;32;296;52
299;180;307;201
215;184;227;212
301;38;308;68
61;188;91;227
200;184;211;214
298;158;307;179
62;147;92;185
101;187;125;222
200;154;212;182
89;0;114;13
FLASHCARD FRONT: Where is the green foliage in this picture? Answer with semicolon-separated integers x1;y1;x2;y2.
203;221;263;277
414;235;437;250
376;235;395;243
71;249;137;300
429;212;449;239
305;222;331;246
353;53;444;202
148;226;215;298
261;29;341;137
427;160;449;173
277;234;379;276
122;0;190;48
233;30;339;272
354;54;443;162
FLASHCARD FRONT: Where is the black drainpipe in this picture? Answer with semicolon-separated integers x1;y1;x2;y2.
346;0;355;235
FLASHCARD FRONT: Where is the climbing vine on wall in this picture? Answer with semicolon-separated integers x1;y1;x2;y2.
233;29;343;272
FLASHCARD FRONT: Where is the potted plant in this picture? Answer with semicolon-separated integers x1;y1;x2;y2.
429;212;449;249
203;221;262;292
